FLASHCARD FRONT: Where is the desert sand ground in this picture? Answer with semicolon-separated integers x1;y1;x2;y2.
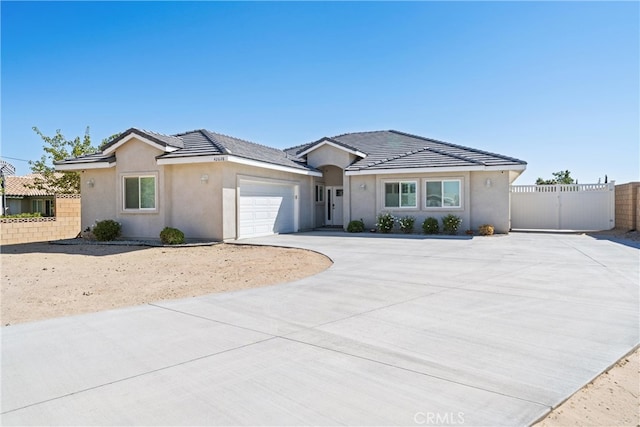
1;237;638;426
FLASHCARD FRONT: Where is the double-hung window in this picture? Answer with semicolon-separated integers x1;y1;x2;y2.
425;179;461;208
384;181;417;208
123;176;156;210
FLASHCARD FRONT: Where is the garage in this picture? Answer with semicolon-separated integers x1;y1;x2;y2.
238;180;297;239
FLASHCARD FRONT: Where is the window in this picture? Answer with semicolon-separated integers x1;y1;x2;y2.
31;199;54;216
425;180;461;208
124;176;156;210
384;181;417;208
315;184;324;203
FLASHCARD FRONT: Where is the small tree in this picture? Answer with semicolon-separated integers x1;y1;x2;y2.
29;127;97;194
536;170;575;185
29;127;120;194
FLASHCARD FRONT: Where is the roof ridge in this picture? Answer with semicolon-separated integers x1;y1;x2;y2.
388;130;526;164
196;130;229;154
424;146;486;166
204;129;289;158
137;128;180;139
366;146;432;167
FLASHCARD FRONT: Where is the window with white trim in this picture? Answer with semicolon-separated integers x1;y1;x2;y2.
384;181;417;208
425;179;461;208
123;176;156;210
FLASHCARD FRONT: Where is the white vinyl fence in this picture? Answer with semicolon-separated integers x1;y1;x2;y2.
510;183;615;231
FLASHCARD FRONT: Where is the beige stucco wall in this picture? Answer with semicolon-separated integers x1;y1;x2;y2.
355;171;472;231
165;163;221;239
469;170;511;233
347;170;512;233
113;141;167;238
80;168;117;230
306;144;357;170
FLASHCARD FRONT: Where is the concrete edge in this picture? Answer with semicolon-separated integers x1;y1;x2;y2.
49;238;221;248
527;343;640;426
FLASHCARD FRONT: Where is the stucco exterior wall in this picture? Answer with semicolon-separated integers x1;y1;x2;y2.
113;140;167;238
363;171;472;231
165;163;222;239
80;168;117;230
469;170;511;233
306;144;357;169
349;175;377;227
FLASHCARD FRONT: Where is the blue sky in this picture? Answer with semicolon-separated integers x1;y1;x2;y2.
2;1;638;184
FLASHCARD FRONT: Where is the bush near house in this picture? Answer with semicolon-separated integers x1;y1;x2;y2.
93;220;121;241
398;216;415;234
376;212;396;233
442;214;462;235
422;217;439;234
160;227;186;245
347;219;365;233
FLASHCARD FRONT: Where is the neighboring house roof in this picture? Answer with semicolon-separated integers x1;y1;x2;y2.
288;130;527;173
3;175;56;197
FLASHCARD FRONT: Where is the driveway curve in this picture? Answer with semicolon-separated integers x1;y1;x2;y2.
2;232;638;426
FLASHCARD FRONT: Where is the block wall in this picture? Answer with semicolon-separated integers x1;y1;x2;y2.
614;182;640;231
0;195;81;245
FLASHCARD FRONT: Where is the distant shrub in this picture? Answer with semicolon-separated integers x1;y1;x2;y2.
376;212;396;233
347;219;365;233
93;219;121;241
442;214;462;235
160;227;185;245
422;217;439;234
0;212;43;219
398;216;415;234
479;224;495;236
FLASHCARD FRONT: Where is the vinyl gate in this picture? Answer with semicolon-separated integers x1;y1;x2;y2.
510;183;615;231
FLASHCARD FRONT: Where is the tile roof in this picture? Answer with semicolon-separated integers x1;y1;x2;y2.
289;130;527;171
156;129;317;172
3;175;56;196
101;128;184;151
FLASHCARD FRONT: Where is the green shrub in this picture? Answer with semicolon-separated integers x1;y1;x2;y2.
398;216;415;234
93;219;121;241
422;217;439;234
376;212;396;233
0;212;43;218
347;219;365;233
160;227;185;245
442;214;462;235
479;224;495;236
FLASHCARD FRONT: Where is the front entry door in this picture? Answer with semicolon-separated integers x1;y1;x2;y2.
326;186;344;226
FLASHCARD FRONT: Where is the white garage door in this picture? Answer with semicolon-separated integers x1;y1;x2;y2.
239;181;296;239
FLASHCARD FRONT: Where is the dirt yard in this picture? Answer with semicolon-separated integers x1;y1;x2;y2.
1;242;332;325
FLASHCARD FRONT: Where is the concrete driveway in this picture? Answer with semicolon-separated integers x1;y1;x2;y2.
2;232;638;426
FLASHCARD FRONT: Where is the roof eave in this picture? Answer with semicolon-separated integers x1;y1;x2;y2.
297;139;367;158
156;154;322;177
55;161;116;171
345;164;527;176
103;130;180;155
